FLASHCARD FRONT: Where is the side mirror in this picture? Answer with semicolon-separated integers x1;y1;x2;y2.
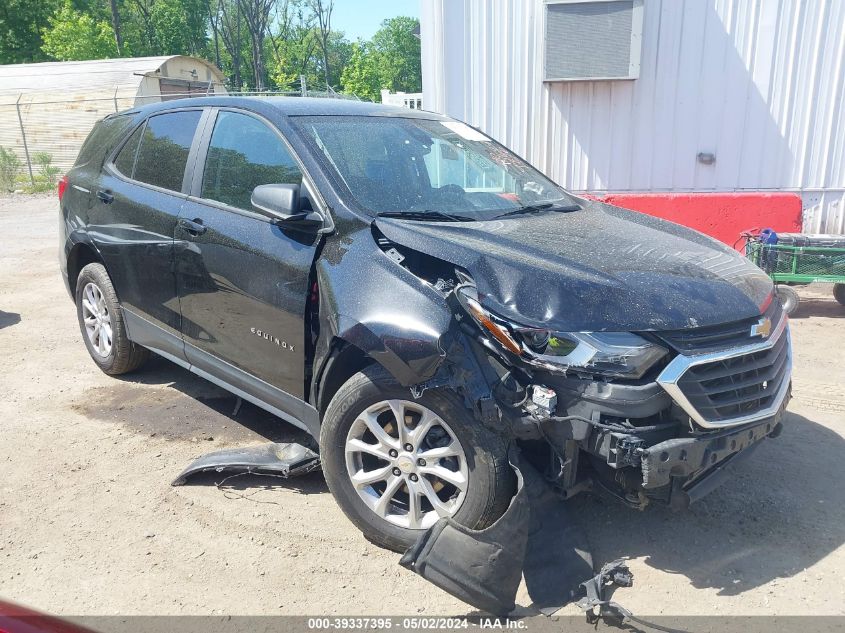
251;183;301;221
251;183;324;230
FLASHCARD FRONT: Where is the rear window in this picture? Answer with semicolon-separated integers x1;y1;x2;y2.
132;111;202;192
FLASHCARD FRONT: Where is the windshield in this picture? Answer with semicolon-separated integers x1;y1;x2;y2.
290;115;576;220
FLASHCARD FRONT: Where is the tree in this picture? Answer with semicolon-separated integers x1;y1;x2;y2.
371;16;421;93
340;42;379;101
41;1;119;61
238;0;275;90
0;0;61;63
307;0;333;89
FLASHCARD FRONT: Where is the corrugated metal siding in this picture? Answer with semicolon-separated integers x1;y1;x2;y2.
421;0;845;233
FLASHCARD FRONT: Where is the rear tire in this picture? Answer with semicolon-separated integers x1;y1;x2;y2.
776;285;800;316
76;263;149;375
320;365;514;553
834;283;845;306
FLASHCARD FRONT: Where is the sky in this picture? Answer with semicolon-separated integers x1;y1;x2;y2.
331;0;420;41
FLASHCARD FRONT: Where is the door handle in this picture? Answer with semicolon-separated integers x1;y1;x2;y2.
96;190;114;204
178;217;207;236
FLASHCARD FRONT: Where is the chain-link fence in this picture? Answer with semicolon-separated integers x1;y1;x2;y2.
0;87;361;193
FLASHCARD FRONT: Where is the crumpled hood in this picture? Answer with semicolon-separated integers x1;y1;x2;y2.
375;199;773;332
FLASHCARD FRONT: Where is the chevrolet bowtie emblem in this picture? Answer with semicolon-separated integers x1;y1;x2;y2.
751;316;772;338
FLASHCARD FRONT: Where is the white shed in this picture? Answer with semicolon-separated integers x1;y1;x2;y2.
0;56;227;176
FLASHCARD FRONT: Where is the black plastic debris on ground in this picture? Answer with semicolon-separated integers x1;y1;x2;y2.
400;448;632;619
171;442;320;486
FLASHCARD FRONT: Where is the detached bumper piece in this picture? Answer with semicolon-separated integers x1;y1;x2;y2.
400;450;605;617
171;442;320;486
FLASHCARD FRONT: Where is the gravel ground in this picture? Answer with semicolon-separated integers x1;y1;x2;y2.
1;193;843;617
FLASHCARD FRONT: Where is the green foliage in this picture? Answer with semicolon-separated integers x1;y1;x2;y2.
0;0;61;63
6;0;422;102
41;1;119;61
33;152;61;187
340;42;380;101
0;147;22;192
370;17;421;93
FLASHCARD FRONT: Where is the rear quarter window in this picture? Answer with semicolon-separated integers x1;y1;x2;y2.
74;115;133;169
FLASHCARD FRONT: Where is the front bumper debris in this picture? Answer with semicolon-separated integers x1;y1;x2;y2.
171;442;320;485
400;448;604;616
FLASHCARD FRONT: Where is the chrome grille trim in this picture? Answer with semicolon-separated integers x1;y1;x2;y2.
656;316;791;429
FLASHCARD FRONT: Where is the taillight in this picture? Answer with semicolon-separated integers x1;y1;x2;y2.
58;175;69;202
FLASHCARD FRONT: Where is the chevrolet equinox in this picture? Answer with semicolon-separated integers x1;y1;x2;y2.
60;97;792;552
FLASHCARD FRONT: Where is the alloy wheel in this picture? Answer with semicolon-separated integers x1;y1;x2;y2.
344;399;469;530
81;282;113;358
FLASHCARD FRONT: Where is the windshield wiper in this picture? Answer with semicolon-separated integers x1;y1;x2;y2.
377;210;475;222
496;202;581;218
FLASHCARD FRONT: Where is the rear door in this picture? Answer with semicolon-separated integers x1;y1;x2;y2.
92;109;205;360
174;108;322;425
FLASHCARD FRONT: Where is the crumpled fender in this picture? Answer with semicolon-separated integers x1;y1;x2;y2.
314;226;452;387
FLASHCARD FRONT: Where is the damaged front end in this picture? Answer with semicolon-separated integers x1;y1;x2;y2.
374;228;791;512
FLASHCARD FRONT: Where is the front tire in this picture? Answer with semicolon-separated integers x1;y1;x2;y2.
320;366;514;552
834;283;845;306
75;263;149;375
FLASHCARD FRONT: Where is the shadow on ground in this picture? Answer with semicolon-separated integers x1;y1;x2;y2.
0;309;21;329
73;354;312;446
570;410;845;597
788;297;845;319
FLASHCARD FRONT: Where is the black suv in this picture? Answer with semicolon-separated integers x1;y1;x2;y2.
60;97;791;552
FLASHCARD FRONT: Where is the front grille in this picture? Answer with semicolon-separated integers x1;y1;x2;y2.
658;300;782;353
656;307;792;428
675;330;790;422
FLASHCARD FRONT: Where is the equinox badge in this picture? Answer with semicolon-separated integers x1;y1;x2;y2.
750;317;772;339
250;327;295;352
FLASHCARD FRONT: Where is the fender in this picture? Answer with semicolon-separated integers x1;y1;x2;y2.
313;225;452;389
61;226;105;299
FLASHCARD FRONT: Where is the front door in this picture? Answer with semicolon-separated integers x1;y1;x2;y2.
92;109;203;358
175;109;320;409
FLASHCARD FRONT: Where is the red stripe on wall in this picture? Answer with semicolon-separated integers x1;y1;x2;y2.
586;192;803;247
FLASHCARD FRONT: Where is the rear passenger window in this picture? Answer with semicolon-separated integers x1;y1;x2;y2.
113;124;143;177
202;111;302;210
133;111;202;192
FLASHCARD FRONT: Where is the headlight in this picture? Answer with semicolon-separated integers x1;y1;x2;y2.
457;286;667;379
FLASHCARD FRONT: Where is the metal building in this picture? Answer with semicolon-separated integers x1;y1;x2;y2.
420;0;845;236
0;56;226;176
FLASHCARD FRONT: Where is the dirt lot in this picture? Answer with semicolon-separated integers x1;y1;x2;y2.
1;193;844;617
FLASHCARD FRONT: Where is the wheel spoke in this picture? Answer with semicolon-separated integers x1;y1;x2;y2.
373;475;403;516
82;298;96;316
386;400;409;445
350;465;392;487
410;409;437;446
358;410;399;449
420;464;467;490
346;438;392;461
418;476;451;517
101;324;112;347
417;442;462;461
406;481;422;528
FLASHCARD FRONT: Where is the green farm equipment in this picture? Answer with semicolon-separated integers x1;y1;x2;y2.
742;230;845;315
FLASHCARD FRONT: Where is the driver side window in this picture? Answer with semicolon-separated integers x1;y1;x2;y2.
201;111;302;210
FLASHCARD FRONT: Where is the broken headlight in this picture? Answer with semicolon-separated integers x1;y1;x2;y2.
457;286;667;379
